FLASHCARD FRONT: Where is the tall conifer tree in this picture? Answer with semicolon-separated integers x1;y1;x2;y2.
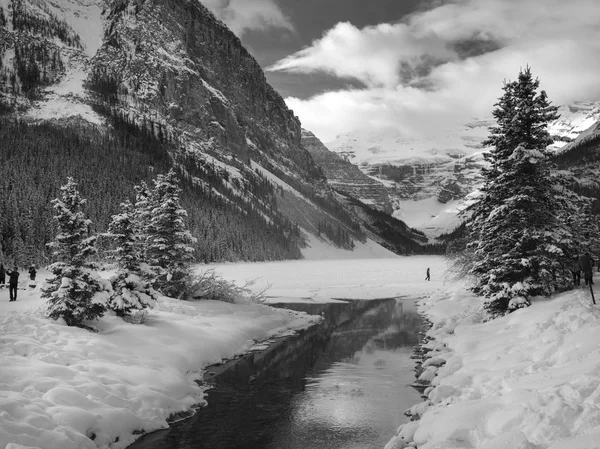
43;178;111;330
145;170;196;298
464;67;578;315
133;181;153;262
106;200;158;317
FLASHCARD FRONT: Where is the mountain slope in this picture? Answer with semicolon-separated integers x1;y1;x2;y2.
301;129;393;213
0;0;432;263
554;117;600;212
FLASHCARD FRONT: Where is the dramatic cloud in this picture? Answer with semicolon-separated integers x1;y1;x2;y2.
269;0;600;142
202;0;293;36
270;21;456;88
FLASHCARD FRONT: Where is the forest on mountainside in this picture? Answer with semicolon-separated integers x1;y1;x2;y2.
0;117;303;267
0;0;79;101
337;194;444;254
553;135;600;214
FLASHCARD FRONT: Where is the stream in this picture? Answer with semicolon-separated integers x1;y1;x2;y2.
129;297;423;449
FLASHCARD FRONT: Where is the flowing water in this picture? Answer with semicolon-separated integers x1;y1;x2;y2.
130;297;423;449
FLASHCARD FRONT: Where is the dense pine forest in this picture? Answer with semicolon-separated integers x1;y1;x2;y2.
553;134;600;214
0;116;304;267
337;194;443;254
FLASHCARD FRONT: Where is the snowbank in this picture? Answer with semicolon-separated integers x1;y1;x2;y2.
387;279;600;449
0;276;319;449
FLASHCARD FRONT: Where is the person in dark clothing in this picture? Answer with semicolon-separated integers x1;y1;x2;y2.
425;267;431;281
7;267;20;301
570;257;581;286
29;266;37;282
0;264;5;286
579;252;595;286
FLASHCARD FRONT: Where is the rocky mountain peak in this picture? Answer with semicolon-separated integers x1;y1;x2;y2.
301;129;393;213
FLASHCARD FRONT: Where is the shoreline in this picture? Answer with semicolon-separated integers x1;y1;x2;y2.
126;328;310;448
128;296;421;449
384;283;600;449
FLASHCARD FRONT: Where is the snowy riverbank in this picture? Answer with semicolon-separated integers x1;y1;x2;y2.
0;274;320;449
0;256;445;449
386;277;600;449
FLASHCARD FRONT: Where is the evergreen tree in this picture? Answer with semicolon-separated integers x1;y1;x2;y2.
145;170;196;298
463;67;578;315
133;181;154;260
42;178;111;330
106;200;158;317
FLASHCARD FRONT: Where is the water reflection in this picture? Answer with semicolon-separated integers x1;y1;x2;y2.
129;298;422;449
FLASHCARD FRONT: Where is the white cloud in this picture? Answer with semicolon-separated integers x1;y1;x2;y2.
270;21;456;88
269;0;600;143
202;0;293;36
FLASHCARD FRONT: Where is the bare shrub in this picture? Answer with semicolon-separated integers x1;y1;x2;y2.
182;269;269;303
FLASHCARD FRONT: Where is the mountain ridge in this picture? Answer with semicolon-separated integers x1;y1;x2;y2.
0;0;434;264
315;101;600;236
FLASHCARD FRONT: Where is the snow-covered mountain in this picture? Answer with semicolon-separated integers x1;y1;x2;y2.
549;101;600;149
321;101;600;237
301;129;393;213
0;0;431;259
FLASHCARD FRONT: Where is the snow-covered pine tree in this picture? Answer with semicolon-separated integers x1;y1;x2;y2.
464;67;577;315
106;200;158;317
42;178;111;330
133;181;154;261
145;170;196;298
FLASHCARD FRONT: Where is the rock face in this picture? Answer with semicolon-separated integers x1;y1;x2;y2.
0;0;322;181
88;0;322;180
301;129;392;213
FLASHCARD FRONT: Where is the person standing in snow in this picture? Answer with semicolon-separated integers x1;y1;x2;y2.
28;265;37;282
7;267;20;301
0;264;5;287
425;267;430;281
570;257;581;286
579;252;595;286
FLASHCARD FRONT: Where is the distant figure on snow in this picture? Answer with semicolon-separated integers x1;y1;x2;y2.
425;267;430;281
0;264;5;286
29;265;37;282
7;267;20;301
570;257;581;286
579;252;595;286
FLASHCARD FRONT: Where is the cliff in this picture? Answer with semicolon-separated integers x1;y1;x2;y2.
301;129;393;213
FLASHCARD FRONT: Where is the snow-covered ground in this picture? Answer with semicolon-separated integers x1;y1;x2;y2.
301;232;400;260
386;273;600;449
0;270;320;449
3;256;600;449
210;255;445;303
0;256;444;449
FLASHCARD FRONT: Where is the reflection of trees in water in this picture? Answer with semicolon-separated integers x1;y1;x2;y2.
210;299;408;386
130;298;422;449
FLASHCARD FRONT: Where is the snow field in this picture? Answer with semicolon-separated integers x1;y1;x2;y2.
210;256;447;303
387;280;600;449
0;272;320;449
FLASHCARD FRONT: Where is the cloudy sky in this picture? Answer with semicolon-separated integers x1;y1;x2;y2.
204;0;600;143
